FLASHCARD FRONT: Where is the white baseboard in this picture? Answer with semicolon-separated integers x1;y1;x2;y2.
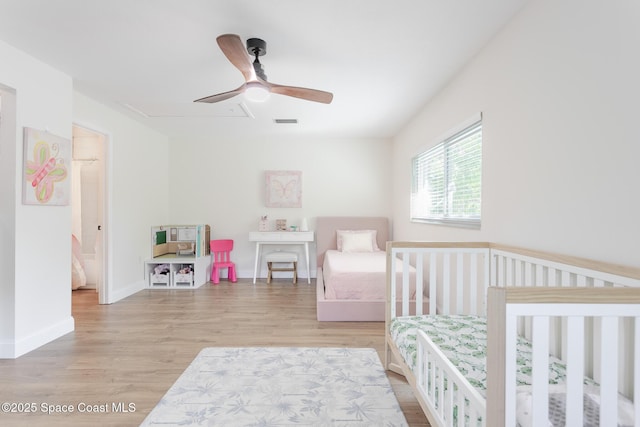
0;316;75;359
108;279;146;304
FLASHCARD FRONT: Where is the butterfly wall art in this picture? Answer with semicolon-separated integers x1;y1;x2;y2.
22;127;71;206
265;170;302;208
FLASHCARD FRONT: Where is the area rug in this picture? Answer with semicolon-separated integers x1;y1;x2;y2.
140;347;408;426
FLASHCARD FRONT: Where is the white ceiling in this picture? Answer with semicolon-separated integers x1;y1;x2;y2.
0;0;528;140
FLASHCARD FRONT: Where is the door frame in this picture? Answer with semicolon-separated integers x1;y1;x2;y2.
72;123;111;304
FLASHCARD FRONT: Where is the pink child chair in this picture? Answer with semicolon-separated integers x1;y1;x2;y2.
210;239;237;284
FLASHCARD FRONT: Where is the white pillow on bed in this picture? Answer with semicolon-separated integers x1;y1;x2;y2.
337;229;379;252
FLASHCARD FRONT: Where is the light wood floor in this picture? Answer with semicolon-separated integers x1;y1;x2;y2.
0;279;430;427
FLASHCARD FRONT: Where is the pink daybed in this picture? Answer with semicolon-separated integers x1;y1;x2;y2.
315;216;426;321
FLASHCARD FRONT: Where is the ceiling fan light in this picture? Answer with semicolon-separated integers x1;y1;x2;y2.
244;82;270;102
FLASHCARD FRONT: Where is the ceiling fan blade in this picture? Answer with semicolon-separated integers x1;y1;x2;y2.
194;84;246;103
216;34;256;82
198;35;332;105
266;82;333;104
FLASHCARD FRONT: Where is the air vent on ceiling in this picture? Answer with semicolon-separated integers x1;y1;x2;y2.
274;119;298;124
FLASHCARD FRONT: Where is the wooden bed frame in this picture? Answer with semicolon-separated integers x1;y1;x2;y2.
315;216;391;321
385;241;640;427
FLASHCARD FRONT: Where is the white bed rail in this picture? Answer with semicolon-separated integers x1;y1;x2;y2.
386;241;640;427
415;329;486;426
387;241;640;321
387;242;491;318
490;244;640;396
490;244;640;289
486;287;640;427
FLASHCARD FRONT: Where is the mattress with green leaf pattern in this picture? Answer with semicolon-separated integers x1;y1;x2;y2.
389;314;571;397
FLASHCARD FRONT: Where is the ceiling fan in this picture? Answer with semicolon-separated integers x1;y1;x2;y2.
194;34;333;105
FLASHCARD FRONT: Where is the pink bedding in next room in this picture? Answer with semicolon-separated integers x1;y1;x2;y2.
322;250;417;300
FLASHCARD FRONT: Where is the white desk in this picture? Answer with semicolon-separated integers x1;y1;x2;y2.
249;231;314;284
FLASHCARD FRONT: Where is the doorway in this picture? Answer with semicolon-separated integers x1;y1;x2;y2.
71;125;108;304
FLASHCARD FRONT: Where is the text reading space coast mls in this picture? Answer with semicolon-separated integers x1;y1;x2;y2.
2;401;136;414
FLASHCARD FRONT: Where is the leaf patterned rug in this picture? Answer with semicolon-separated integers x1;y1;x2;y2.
140;347;408;426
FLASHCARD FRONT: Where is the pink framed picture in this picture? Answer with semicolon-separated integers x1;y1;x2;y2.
265;170;302;208
22;127;71;206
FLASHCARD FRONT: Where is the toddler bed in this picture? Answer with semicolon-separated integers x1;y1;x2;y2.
315;216;428;321
385;241;640;427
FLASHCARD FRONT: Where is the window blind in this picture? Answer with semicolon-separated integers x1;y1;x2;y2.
411;118;482;228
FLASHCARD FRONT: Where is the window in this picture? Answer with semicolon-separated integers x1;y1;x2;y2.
411;115;482;228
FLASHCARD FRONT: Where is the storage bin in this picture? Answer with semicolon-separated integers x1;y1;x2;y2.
149;272;170;287
173;271;194;287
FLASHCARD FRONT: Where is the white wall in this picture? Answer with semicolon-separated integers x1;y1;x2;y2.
0;85;17;349
0;39;170;357
73;92;170;301
167;136;392;277
392;0;640;267
0;39;74;358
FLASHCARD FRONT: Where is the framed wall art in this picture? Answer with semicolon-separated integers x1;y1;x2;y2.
265;170;302;208
22;127;71;206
